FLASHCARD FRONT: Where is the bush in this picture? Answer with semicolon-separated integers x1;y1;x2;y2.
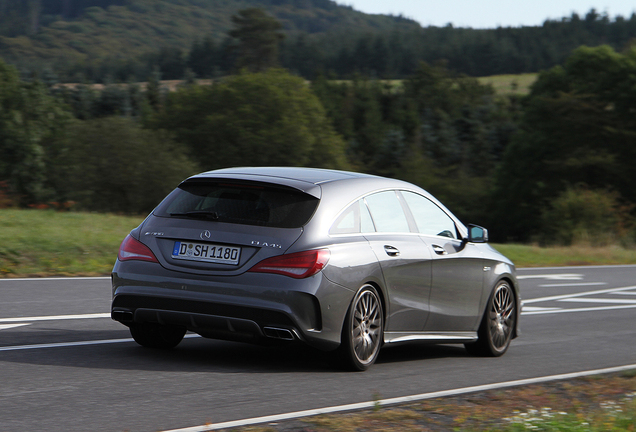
539;186;633;246
52;117;199;214
150;69;350;171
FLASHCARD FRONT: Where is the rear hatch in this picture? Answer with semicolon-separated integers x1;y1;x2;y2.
138;178;320;276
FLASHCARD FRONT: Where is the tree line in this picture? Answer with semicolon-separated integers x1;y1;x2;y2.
2;9;636;245
103;9;636;81
65;9;636;82
2;1;636;83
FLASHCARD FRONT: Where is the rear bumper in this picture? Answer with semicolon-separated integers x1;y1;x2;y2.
111;260;352;351
112;292;304;344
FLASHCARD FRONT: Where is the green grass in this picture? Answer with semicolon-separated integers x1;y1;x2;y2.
290;372;636;432
493;243;636;268
0;209;143;277
233;372;636;432
1;209;636;278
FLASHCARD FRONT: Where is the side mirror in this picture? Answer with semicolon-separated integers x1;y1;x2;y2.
467;224;489;243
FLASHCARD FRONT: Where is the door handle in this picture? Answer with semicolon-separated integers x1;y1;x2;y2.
384;245;400;257
432;245;447;255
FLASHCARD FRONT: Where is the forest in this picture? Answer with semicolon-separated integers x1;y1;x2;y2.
1;5;636;246
1;0;636;82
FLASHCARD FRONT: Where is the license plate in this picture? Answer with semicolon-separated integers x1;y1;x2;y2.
172;241;241;265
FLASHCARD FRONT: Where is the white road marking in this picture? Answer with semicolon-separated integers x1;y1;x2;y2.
521;306;560;312
0;313;110;323
517;274;583;280
0;277;110;282
522;304;636;315
161;364;636;432
523;285;636;304
521;285;636;315
539;282;606;287
559;298;636;304
0;334;200;352
519;264;636;270
0;324;30;331
0;338;133;352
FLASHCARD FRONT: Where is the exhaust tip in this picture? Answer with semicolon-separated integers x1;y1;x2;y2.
263;327;296;341
111;310;134;323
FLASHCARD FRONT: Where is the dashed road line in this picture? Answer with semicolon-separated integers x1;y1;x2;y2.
559;297;636;304
522;285;636;315
523;285;636;304
0;334;200;352
517;274;583;280
0;277;110;282
0;313;110;324
522;304;636;315
0;324;30;331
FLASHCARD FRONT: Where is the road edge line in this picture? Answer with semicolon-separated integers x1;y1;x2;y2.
162;364;636;432
0;277;110;282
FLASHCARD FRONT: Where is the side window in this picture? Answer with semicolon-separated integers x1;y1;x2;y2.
330;200;376;234
364;191;411;233
359;200;375;233
401;191;457;239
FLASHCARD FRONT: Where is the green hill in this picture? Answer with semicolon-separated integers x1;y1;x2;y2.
3;2;635;83
0;0;419;77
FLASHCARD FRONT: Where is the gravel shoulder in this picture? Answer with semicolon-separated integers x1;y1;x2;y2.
224;370;636;432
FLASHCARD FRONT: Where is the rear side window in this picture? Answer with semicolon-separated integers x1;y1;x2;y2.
330;200;375;235
155;181;319;228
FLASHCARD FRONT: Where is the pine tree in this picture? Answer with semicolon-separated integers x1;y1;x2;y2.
229;8;285;73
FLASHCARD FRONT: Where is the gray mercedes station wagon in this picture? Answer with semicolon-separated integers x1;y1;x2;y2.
111;167;520;370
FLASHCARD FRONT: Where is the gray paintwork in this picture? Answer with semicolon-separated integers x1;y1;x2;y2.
111;167;520;354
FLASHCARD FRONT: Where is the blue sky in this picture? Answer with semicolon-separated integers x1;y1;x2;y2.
337;0;636;28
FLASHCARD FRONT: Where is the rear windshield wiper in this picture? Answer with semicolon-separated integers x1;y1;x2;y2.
170;210;220;220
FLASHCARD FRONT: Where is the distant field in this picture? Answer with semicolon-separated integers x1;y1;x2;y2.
478;73;538;95
64;73;537;97
1;209;635;277
326;74;538;96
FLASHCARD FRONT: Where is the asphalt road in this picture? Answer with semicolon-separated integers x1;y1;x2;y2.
1;266;635;432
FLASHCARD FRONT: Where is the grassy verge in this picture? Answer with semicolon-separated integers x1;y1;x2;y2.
0;209;143;277
2;209;636;277
493;243;636;268
237;371;636;432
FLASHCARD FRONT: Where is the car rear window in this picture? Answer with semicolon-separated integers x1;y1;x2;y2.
154;181;319;228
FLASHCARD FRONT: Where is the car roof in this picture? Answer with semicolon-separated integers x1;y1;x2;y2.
182;167;467;236
195;167;378;184
185;167;384;198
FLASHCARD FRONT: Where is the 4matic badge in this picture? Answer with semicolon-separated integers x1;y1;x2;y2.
251;240;282;249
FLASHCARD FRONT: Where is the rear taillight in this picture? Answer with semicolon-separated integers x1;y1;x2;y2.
118;234;159;263
248;249;330;279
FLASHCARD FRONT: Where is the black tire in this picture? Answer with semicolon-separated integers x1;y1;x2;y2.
465;280;516;357
339;284;384;371
129;323;186;349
